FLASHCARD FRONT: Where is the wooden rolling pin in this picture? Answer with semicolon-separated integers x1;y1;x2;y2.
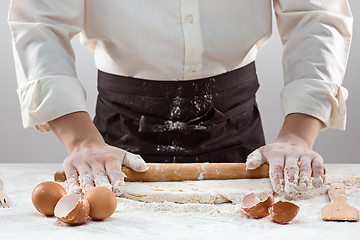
54;163;269;182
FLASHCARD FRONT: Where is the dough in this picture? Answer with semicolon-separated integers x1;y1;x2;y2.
121;179;273;204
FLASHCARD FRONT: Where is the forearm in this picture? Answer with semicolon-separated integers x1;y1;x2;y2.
48;111;105;154
276;113;324;149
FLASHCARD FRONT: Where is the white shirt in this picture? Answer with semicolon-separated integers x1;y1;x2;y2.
8;0;353;132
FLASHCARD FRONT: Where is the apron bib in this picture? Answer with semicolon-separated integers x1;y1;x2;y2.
93;62;265;163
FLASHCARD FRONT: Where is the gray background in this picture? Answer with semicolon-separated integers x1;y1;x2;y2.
0;1;359;164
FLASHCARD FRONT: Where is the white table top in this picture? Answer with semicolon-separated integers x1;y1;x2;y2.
0;163;359;240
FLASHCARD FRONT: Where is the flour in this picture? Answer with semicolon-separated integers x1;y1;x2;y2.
117;174;360;220
284;166;300;196
298;171;312;192
170;96;182;120
121;178;274;204
156;142;186;152
93;172;113;190
193;94;213;114
1;164;360;240
116;198;244;217
164;120;183;131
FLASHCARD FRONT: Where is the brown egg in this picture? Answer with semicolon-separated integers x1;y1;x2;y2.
84;186;117;220
241;192;274;218
269;201;300;224
32;181;67;216
54;193;90;225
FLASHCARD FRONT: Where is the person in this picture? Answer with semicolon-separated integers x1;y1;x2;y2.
8;0;353;197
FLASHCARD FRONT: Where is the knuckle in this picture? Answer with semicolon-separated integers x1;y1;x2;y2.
94;169;107;175
108;170;123;180
312;162;323;170
268;157;284;165
300;155;312;162
271;164;283;172
267;150;284;158
286;165;298;171
63;156;74;166
300;166;311;172
309;150;322;158
315;155;324;163
104;156;118;165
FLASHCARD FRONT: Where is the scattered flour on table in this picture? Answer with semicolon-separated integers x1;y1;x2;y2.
330;175;360;208
1;164;360;240
120;178;274;204
118;174;360;219
116;198;245;217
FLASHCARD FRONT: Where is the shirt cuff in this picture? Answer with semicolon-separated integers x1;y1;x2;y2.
281;79;348;130
16;75;87;132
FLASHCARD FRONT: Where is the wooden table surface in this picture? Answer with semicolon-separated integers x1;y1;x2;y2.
0;163;359;240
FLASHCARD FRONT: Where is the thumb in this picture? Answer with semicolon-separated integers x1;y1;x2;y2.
123;152;149;172
246;148;266;170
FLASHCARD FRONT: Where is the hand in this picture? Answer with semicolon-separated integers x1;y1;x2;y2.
48;111;148;196
246;142;325;196
63;143;148;196
246;113;326;196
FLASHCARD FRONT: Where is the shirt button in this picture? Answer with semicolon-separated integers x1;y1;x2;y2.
186;15;195;23
191;65;199;72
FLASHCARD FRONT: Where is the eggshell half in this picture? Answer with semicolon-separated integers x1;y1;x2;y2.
269;201;300;224
54;193;90;225
54;171;67;182
84;186;117;220
241;192;274;218
262;192;274;205
32;181;67;216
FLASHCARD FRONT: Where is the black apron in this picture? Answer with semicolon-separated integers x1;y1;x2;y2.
93;61;265;163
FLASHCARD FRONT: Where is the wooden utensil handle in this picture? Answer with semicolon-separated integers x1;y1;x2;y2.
55;163;269;182
328;184;347;203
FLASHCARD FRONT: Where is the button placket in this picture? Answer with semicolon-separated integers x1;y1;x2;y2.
180;0;203;80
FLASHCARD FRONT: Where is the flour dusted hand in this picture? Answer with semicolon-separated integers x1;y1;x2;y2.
48;112;148;197
246;143;325;196
63;145;148;196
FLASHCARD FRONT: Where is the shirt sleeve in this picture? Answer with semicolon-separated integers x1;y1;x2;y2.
273;0;353;130
8;0;86;132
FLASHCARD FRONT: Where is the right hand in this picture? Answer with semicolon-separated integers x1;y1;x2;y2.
48;111;148;196
63;143;148;196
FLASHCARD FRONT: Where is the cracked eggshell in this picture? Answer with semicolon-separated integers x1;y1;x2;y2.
84;186;117;220
32;181;67;216
269;201;300;224
241;192;274;218
54;193;90;225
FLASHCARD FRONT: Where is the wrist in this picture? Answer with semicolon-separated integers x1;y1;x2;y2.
275;133;312;149
68;136;106;154
276;113;323;149
48;111;106;154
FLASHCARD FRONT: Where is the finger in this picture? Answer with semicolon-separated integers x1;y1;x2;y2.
246;148;266;170
123;152;148;172
105;160;126;197
298;156;312;193
91;161;112;190
76;163;95;193
268;158;285;194
284;156;300;196
63;161;81;193
312;155;325;188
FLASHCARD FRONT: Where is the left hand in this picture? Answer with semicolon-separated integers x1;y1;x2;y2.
246;142;325;196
